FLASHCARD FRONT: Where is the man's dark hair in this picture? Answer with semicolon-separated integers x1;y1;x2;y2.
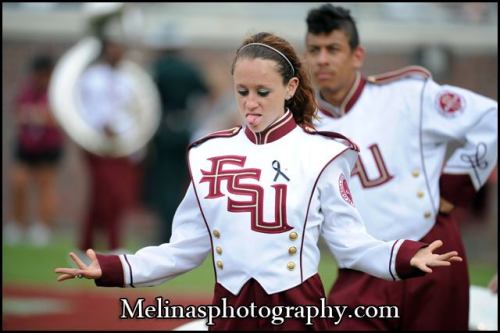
306;4;360;49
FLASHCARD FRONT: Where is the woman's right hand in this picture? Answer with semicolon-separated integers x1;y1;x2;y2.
54;249;102;282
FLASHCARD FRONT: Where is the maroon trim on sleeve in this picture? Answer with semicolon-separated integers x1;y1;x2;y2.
439;173;476;208
367;65;432;84
395;240;428;279
94;254;125;287
306;128;359;152
189;127;241;149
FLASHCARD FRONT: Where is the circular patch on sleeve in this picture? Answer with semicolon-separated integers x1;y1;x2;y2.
435;91;466;117
339;173;354;206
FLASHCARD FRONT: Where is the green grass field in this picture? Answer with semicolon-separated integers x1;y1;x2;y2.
3;233;496;297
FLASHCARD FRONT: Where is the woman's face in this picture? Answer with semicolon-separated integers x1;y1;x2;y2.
233;57;297;132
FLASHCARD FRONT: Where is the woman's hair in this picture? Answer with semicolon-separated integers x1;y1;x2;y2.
231;32;317;128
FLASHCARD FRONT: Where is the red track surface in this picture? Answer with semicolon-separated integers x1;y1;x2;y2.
3;284;211;330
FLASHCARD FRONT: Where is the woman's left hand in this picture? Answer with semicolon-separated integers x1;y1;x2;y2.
410;240;463;273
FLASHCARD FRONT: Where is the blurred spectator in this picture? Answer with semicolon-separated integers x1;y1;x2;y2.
4;54;65;246
77;39;141;252
142;25;212;243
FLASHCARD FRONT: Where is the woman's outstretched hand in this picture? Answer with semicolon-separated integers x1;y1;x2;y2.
54;249;102;282
410;240;463;273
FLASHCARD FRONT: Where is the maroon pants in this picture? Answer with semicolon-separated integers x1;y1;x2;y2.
328;212;469;330
210;274;334;331
80;152;139;251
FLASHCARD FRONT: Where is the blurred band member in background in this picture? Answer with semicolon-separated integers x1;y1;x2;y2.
304;4;497;330
5;54;65;246
77;39;141;253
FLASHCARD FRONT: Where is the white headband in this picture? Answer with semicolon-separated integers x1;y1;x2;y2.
238;42;295;76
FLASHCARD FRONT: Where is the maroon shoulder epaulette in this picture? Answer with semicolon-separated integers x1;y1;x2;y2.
302;126;359;152
367;65;432;85
189;126;242;149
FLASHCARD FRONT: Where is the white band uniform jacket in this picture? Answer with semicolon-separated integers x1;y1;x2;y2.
95;111;427;295
78;63;135;134
315;66;498;242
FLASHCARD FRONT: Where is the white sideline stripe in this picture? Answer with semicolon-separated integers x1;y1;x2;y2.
3;297;73;316
173;319;208;331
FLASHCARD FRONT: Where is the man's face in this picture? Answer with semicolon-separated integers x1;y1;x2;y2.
304;30;363;94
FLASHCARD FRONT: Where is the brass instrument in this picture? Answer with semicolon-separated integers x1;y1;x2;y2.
48;3;160;157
